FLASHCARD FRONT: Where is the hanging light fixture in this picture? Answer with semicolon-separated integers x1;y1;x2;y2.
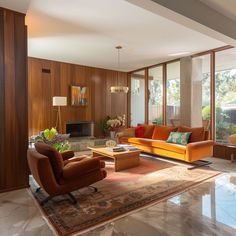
110;46;129;93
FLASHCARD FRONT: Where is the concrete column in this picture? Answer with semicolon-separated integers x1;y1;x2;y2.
180;56;192;126
180;56;203;127
191;58;203;127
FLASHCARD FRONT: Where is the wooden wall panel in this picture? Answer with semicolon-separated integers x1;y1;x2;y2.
28;57;128;137
0;8;28;192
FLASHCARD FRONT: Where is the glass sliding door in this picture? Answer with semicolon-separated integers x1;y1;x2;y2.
130;70;145;126
215;48;236;143
166;61;180;126
148;65;163;125
192;54;211;130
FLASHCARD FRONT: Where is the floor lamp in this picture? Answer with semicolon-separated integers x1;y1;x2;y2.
53;96;67;133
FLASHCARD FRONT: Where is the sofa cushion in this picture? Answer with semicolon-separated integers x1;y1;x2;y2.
143;125;155;138
178;126;205;142
128;138;186;154
35;143;64;180
152;125;178;140
167;132;192;145
128;137;154;147
135;126;145;138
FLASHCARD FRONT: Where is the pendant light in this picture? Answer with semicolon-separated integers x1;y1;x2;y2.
110;46;129;93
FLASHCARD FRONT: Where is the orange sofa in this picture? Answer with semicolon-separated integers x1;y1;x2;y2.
117;125;214;163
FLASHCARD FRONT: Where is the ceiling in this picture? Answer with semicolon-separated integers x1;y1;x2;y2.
201;0;236;22
0;0;231;71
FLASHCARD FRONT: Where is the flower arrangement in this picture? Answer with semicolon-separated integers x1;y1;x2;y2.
106;115;125;132
35;127;70;152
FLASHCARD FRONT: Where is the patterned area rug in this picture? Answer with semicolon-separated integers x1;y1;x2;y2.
30;156;220;236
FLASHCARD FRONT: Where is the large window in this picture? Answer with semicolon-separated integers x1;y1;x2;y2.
130;70;145;126
166;61;180;126
215;48;236;143
148;66;163;125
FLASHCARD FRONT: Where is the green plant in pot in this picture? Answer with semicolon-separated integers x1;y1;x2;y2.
35;127;70;152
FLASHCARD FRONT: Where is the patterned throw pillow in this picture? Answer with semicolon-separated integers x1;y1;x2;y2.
167;132;192;145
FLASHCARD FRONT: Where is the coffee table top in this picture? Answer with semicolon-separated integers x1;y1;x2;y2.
88;146;141;158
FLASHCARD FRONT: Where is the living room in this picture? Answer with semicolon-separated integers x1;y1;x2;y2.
1;0;236;235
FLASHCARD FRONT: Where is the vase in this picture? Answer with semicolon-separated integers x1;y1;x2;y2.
110;131;116;139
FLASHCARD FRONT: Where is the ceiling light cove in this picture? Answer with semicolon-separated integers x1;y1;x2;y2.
168;52;190;57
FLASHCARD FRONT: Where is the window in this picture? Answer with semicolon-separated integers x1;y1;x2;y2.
130;70;145;126
215;48;236;143
166;61;180;126
148;66;163;125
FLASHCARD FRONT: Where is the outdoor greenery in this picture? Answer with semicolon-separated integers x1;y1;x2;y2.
202;70;236;141
149;69;236;142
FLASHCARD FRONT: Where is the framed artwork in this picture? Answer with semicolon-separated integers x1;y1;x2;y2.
71;86;88;106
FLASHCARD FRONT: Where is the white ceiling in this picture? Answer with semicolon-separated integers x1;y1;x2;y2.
0;0;230;71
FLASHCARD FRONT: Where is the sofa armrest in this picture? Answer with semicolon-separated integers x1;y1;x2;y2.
61;150;75;161
62;157;105;180
117;127;135;138
186;140;214;162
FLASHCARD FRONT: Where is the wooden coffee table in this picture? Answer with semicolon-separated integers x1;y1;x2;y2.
89;146;141;171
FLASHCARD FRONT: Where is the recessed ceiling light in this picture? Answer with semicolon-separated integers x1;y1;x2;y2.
168;52;190;57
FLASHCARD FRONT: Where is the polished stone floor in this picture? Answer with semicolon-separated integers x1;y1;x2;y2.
1;157;236;236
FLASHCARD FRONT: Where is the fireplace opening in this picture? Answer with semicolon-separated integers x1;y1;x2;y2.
66;121;94;138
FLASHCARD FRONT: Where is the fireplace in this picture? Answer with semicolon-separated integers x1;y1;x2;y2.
66;121;94;138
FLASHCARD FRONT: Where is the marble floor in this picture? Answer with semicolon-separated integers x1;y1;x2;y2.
1;157;236;236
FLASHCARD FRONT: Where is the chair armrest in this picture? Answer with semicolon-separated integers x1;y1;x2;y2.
62;158;105;180
186;140;214;162
61;150;75;161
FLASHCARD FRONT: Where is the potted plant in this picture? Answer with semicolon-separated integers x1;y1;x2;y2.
106;115;125;139
35;127;70;152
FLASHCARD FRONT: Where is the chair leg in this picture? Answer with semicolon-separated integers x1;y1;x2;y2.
68;193;77;204
40;196;52;205
88;185;98;193
188;160;212;170
36;187;41;193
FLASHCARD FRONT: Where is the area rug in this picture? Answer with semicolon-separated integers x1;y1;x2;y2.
30;156;220;236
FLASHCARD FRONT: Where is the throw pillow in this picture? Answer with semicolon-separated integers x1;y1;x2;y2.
135;126;145;138
178;126;205;142
152;125;178;140
143;125;155;138
167;132;192;145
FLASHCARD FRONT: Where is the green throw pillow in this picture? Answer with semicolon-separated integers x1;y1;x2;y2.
167;132;192;145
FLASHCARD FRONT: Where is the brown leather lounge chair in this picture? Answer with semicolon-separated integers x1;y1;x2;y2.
27;143;107;205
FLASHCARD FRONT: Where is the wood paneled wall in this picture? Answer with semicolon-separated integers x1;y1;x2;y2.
0;8;28;192
28;57;128;137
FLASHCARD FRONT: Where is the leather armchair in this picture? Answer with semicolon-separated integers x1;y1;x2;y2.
27;143;107;204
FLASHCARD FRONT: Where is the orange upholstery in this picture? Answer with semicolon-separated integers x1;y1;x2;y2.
35;143;64;180
128;138;186;154
143;125;155;138
152;125;178;140
27;144;107;197
117;125;213;163
178;126;205;142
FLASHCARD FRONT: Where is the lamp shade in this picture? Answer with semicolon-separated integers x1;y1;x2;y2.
52;96;67;106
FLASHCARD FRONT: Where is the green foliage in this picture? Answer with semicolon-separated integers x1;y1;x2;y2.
43;127;57;141
100;116;110;135
52;141;70;152
152;116;163;125
35;127;70;152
